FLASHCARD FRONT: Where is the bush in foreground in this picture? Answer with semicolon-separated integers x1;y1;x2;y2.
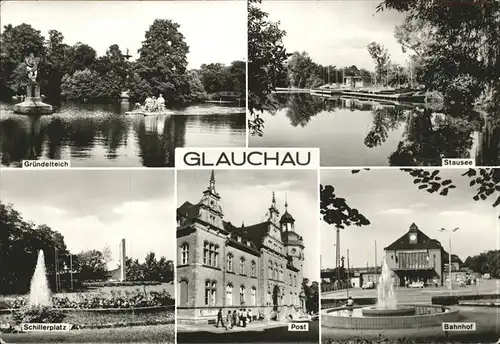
12;306;66;324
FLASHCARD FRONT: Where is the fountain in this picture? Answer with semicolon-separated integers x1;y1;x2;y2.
360;259;416;317
321;257;460;329
29;250;52;307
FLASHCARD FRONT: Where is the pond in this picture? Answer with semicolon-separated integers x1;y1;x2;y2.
249;93;500;166
0;101;246;168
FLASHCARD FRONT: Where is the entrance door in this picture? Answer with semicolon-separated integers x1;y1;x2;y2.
272;285;280;311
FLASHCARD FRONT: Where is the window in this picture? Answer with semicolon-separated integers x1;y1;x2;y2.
205;280;216;306
279;265;283;281
251;261;256;277
179;280;188;307
180;244;189;265
289;273;292;285
226;284;233;306
289;292;293;305
227;254;233;272
203;242;219;267
240;286;246;305
268;261;272;279
240;257;245;275
251;287;256;306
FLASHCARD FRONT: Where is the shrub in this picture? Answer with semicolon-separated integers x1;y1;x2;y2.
12;306;66;324
431;295;459;305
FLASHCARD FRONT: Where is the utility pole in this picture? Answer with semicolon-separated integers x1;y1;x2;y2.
328;66;330;85
439;228;459;294
346;249;350;298
374;240;377;274
70;254;74;291
336;228;341;288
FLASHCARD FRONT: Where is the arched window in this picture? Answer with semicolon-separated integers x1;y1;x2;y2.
227;254;233;272
240;257;245;275
205;280;216;306
268;260;272;279
251;261;256;277
251;287;257;306
289;292;293;305
226;284;233;306
180;244;189;265
240;285;246;305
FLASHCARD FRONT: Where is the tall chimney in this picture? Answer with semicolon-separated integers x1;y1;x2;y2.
120;239;126;282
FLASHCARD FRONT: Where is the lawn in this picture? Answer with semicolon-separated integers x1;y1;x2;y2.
0;324;174;343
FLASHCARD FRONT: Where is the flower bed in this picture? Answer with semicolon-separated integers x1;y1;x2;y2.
0;289;174;310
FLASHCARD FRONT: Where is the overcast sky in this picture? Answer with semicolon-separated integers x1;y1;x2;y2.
320;168;499;270
0;1;246;69
177;169;320;281
260;0;408;71
0;170;175;269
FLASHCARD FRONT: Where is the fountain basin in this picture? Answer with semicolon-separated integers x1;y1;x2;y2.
361;306;416;317
322;304;460;329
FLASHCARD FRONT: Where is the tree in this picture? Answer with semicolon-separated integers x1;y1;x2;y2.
61;69;106;101
464;250;500;278
76;249;107;282
367;42;391;85
132;19;190;104
302;278;319;313
0;202;69;294
228;60;246;96
102;244;113;269
65;43;97;75
287;51;322;89
248;0;290;116
185;69;207;102
0;24;45;98
378;0;500;110
41;30;69;100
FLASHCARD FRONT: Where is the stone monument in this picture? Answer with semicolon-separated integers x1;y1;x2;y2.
13;53;53;115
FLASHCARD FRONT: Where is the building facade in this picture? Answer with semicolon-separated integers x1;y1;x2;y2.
384;223;447;287
176;171;306;324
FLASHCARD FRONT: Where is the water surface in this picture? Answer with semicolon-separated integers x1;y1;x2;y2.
249;94;499;166
0;102;246;167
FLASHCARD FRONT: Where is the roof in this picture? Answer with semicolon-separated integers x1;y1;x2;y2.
237;221;271;250
177;201;200;226
280;210;295;224
384;223;443;251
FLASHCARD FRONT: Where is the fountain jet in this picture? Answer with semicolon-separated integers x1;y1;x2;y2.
376;258;397;310
29;250;52;307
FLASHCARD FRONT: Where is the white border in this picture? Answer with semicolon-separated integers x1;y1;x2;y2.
175;147;320;170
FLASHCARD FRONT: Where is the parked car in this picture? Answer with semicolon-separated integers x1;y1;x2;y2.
409;281;424;288
362;281;375;289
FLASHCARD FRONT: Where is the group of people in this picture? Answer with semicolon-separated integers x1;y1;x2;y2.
215;308;253;330
136;95;165;112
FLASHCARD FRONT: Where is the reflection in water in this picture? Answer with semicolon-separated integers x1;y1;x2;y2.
0;102;245;167
250;94;499;166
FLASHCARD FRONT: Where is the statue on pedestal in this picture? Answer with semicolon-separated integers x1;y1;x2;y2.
25;53;40;98
13;53;53;115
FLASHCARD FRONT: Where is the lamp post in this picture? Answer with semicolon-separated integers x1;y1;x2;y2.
439;227;459;293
